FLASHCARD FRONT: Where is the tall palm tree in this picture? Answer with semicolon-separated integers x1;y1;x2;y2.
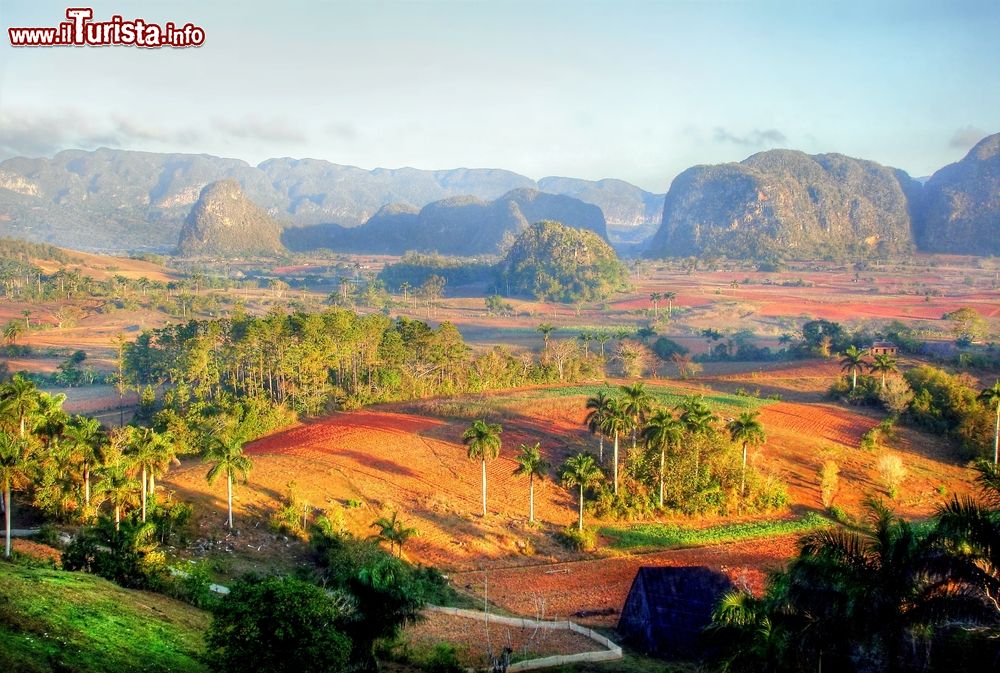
649;292;661;319
584;390;613;462
840;345;868;391
594;331;612;358
63;415;104;509
205;434;253;528
979;381;1000;465
727;410;766;497
513;443;550;524
94;460;140;530
536;323;556;353
869;353;898;390
620;382;653;450
126;427;173;522
462;419;502;517
0;373;40;438
677;395;718;479
663;291;677;319
600;398;630;495
560;453;603;530
370;510;417;557
641;409;684;507
0;432;30;558
145;430;178;497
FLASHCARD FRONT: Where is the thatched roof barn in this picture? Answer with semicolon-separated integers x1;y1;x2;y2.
617;566;734;657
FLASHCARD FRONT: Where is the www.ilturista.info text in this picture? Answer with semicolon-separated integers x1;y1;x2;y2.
8;8;205;48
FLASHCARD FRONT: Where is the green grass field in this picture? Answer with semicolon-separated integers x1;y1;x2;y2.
600;512;831;552
508;383;774;412
0;562;209;673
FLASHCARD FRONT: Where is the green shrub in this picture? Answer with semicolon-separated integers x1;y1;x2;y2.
556;526;598;551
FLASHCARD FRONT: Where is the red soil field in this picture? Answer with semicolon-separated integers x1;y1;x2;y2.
403;612;599;665
162;381;975;584
452;535;800;628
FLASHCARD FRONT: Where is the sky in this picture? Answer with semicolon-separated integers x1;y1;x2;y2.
0;0;998;192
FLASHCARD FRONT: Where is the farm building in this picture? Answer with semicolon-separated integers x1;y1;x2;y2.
617;566;734;657
870;341;898;356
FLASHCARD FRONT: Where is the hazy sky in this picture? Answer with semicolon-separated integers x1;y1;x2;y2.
0;0;997;191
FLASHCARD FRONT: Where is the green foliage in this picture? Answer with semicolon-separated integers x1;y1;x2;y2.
601;513;828;551
904;365;994;457
943;307;988;344
206;574;352;673
61;516;168;590
308;529;437;668
710;499;1000;672
498;221;628;302
0;563;209;673
556;525;598;551
168;561;220;610
379;253;493;289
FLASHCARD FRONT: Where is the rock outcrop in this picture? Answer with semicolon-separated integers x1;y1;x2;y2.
177;180;284;256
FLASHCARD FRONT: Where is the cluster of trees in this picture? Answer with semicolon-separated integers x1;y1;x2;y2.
453;384;786;527
830;347;999;462
711;469;1000;672
0;373;267;563
122;308;604;414
378;252;494;290
583;384;781;517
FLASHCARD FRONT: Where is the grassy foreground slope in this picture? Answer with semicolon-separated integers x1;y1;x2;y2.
0;564;209;673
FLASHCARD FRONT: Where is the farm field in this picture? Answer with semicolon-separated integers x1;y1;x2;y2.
401;611;600;667
451;534;801;628
160;376;975;588
3;245;995;657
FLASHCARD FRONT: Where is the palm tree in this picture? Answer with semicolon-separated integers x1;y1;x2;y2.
63;415;104;509
205;434;254;528
0;373;40;438
536;323;556;353
620;382;653;450
127;427;173;522
594;331;612;358
584;391;613;462
3;320;22;345
513;443;550;524
32;392;68;449
370;510;417;557
600;398;630;495
713;499;979;672
462;419;502;517
840;345;868;391
641;409;683;507
649;292;661;319
663;291;677;318
677;395;718;478
560;453;603;530
0;432;30;558
94;460;140;530
727;410;766;497
979;381;1000;465
869;353;898;390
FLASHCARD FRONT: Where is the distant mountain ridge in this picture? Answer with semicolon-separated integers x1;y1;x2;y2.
645;135;1000;260
284;188;609;256
915;134;1000;256
646;150;921;259
0;148;662;252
